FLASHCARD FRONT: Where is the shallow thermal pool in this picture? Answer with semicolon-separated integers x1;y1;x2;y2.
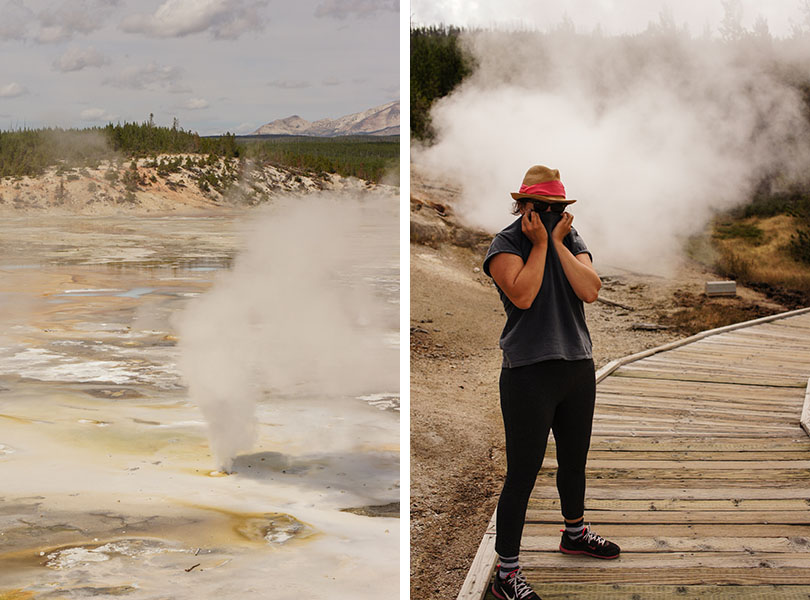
0;209;399;599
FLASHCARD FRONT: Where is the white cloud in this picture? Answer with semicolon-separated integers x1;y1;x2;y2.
120;0;267;39
183;97;209;109
36;0;109;43
104;62;187;92
0;82;27;98
268;79;311;89
80;107;118;122
0;0;33;41
315;0;398;19
53;46;109;72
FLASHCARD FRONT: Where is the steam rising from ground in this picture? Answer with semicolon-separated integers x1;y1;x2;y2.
413;30;810;273
178;192;398;471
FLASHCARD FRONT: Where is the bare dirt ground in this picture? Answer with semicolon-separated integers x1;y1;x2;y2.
409;174;789;600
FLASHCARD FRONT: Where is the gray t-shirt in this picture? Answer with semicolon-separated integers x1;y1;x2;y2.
483;212;593;368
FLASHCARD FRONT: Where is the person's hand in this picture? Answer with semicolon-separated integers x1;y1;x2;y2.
521;209;548;246
551;212;573;244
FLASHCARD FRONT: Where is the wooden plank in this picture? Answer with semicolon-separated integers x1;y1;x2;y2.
636;357;810;377
521;535;808;553
456;512;497;600
586;436;810;452
593;402;800;423
532;486;810;500
538;478;810;489
542;458;810;470
527;497;810;512
520;551;810;569
525;509;810;524
595;391;802;410
584;450;810;461
597;378;801;400
506;584;810;599
658;346;810;364
613;366;807;388
589;428;802;438
521;567;810;585
589;419;802;435
521;523;810;538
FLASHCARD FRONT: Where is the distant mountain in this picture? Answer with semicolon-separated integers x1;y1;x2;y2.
251;101;399;137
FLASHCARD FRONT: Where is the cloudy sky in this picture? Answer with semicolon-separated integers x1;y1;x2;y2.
411;0;808;38
0;0;399;134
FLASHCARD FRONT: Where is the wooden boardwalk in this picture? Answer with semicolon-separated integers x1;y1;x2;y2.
461;308;810;600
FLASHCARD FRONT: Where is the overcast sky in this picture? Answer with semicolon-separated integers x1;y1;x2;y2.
0;0;399;135
411;0;809;39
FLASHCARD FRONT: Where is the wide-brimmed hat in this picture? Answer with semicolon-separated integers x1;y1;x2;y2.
510;165;576;204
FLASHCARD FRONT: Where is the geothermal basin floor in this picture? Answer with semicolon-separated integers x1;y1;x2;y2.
466;309;810;600
0;214;399;600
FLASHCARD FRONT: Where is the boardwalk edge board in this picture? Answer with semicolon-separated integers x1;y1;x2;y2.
455;306;810;600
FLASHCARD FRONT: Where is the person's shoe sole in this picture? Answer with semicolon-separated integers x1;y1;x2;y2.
559;544;620;559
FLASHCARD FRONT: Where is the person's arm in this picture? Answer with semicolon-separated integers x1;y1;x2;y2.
489;211;548;309
550;213;601;303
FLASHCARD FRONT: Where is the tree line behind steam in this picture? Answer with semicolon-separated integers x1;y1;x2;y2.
0;119;398;184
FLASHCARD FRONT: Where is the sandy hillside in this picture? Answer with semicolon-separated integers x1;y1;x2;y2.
409;171;788;600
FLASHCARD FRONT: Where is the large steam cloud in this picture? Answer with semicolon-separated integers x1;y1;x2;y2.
177;192;398;471
413;30;810;273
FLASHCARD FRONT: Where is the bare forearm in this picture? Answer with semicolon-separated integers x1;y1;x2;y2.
553;240;601;303
506;242;547;309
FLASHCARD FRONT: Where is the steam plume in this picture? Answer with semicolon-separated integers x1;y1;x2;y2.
177;192;398;471
413;29;810;273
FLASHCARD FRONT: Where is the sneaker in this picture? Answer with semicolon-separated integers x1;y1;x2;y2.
490;567;541;600
559;526;620;559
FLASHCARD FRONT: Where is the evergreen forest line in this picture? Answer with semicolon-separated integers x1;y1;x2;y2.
0;120;398;184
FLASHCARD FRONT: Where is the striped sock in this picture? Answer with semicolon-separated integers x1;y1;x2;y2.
564;518;585;540
498;555;519;579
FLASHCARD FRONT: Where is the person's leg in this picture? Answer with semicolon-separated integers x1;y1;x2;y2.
492;362;560;599
495;361;560;558
551;359;595;522
552;359;620;558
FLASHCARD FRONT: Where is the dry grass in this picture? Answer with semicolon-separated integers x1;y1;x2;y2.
713;214;810;297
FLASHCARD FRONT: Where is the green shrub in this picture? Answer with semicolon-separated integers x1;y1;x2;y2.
713;221;765;244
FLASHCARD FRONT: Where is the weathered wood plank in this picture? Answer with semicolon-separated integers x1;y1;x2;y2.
521;523;810;538
501;584;810;599
583;450;810;461
524;509;810;524
586;436;810;452
532;486;810;500
542;457;810;470
527;497;810;512
522;568;810;585
521;535;809;553
520;551;810;569
456;513;497;600
613;367;807;388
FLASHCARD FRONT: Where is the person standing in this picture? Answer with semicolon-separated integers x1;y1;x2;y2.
483;165;620;600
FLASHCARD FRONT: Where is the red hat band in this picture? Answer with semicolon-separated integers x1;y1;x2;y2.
518;180;566;198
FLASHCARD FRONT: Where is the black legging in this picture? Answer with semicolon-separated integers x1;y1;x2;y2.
495;358;596;557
